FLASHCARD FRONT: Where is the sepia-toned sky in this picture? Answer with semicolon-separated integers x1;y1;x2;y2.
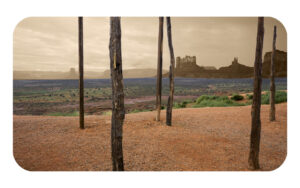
14;17;287;72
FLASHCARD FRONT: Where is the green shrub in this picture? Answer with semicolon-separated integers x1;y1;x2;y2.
47;111;79;116
193;95;244;108
102;110;112;116
261;91;287;104
275;91;287;103
174;102;184;108
129;109;151;113
246;94;253;100
196;95;218;104
231;94;244;101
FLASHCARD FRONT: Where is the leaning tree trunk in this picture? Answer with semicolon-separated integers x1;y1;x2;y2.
269;25;277;121
166;17;175;126
78;17;84;129
109;17;125;171
156;17;164;121
249;17;264;170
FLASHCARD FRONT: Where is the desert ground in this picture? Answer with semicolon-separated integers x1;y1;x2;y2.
13;103;287;171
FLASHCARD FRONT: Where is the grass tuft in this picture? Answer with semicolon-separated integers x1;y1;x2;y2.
47;111;79;116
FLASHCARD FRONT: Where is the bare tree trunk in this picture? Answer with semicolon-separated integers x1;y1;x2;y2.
78;17;84;129
166;17;175;126
269;26;277;121
249;17;264;170
156;17;164;121
109;17;125;171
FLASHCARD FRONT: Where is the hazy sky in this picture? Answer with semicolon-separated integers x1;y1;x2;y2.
13;17;287;72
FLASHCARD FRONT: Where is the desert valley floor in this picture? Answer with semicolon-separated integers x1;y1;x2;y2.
13;103;287;171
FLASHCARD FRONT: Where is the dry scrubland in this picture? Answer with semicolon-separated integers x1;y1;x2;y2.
13;103;287;171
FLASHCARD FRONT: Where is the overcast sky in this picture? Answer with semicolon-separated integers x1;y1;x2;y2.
13;17;287;72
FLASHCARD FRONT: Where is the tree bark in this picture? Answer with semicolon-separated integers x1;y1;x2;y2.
109;17;125;171
249;17;264;170
156;17;164;121
78;17;84;129
166;17;175;126
269;26;277;121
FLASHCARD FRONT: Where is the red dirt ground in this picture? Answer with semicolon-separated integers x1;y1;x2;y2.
13;103;287;171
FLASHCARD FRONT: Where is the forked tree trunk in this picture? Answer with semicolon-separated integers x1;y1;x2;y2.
249;17;264;170
166;17;175;126
109;17;125;171
269;26;277;121
156;17;164;121
78;17;84;129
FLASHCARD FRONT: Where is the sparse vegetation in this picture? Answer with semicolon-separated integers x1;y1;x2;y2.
174;101;187;108
47;111;79;116
13;79;287;116
191;91;286;109
130;109;152;113
246;94;253;100
261;91;287;104
193;95;246;108
102;111;112;116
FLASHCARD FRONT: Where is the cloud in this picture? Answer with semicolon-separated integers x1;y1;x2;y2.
14;17;287;72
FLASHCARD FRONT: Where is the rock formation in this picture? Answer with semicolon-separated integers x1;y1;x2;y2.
164;52;287;78
262;50;287;77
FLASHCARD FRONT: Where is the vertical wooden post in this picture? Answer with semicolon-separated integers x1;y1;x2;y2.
249;17;264;170
109;17;125;171
166;17;175;126
78;17;84;129
156;17;164;121
269;26;277;121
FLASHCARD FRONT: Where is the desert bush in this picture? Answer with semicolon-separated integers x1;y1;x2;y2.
129;109;151;113
174;102;186;108
231;94;244;101
275;91;287;103
193;95;245;108
47;111;79;116
261;91;287;104
196;95;217;104
246;94;253;100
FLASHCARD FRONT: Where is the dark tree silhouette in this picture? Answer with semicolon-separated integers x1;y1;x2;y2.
270;25;277;121
78;17;84;129
166;17;175;126
249;17;264;170
156;17;164;121
109;17;125;171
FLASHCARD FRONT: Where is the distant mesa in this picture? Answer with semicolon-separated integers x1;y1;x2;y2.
13;67;168;80
13;51;287;80
262;50;287;77
66;68;78;79
163;50;287;78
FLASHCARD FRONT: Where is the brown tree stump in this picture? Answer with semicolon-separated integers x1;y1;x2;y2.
109;17;125;171
78;17;84;129
249;17;264;170
270;26;277;121
156;17;164;121
166;17;175;126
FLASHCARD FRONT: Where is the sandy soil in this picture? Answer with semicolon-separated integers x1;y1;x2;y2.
13;103;287;171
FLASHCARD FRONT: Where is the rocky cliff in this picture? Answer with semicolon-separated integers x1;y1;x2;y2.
164;52;287;78
262;50;287;77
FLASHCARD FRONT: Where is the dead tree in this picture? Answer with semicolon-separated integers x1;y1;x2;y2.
269;26;277;121
156;17;164;121
109;17;125;171
249;17;264;170
78;17;84;129
166;17;175;126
